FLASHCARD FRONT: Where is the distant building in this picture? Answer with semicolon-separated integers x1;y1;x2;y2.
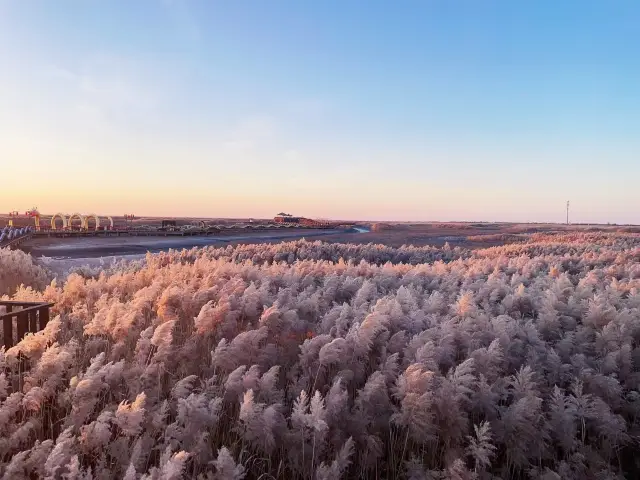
274;214;303;223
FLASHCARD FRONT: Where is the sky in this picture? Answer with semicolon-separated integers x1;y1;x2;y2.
1;1;639;223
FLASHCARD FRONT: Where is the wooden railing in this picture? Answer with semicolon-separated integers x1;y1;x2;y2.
0;301;53;349
0;232;33;250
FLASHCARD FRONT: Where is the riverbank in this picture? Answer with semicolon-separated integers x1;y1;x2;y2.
22;228;352;259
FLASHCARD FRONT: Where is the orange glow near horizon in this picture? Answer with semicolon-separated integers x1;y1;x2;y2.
1;177;634;224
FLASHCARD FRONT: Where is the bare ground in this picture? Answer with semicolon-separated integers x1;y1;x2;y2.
16;221;640;258
305;222;640;248
22;228;350;258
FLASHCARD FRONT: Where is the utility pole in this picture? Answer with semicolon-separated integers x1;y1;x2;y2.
566;201;570;225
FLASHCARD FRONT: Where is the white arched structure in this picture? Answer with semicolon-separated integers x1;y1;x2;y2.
68;213;85;230
47;212;113;231
51;213;68;230
84;214;100;231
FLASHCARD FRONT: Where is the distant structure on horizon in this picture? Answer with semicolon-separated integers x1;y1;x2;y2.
7;209;114;231
274;213;303;224
273;213;334;228
566;201;570;225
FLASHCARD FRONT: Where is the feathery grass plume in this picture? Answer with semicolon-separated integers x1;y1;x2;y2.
299;334;333;373
318;337;348;367
211;327;268;372
135;325;155;367
44;427;76;478
10;419;40;451
223;365;247;402
212;446;246;480
413;340;440;372
195;300;229;335
454;291;478;318
236;388;283;455
115;392;147;437
509;365;538;401
469;338;503;382
447;358;477;404
24;439;54;477
171;375;200;399
387;330;408;355
169;393;222;450
6;315;62;364
0;234;638;477
69;357;108;427
0;392;24;430
2;449;30;480
151;320;176;362
315;436;354;480
159;450;190;480
381;352;401;384
0;247;51;296
261;403;286;455
257;365;282;404
310;390;329;435
62;454;81;479
84;298;130;340
497;394;549;470
128;432;155;474
325;377;349;429
258;304;286;330
24;339;77;398
354;371;392;432
151;399;170;431
291;389;311;430
391;364;437;444
445;458;474;480
241;365;261;391
393;363;434;400
123;463;137;480
548;386;577;453
22;386;47;412
157;285;191;322
79;411;114;452
352;311;389;358
466;421;495;472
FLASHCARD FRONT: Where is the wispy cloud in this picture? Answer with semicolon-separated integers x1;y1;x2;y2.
43;54;160;132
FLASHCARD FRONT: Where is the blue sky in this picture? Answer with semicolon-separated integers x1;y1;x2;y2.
1;1;639;223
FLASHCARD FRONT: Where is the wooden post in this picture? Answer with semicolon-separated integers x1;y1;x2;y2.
3;305;13;349
1;302;53;349
16;311;28;343
29;310;38;333
39;307;50;330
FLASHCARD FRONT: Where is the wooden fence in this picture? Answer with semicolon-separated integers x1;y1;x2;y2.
0;232;33;250
0;301;53;349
